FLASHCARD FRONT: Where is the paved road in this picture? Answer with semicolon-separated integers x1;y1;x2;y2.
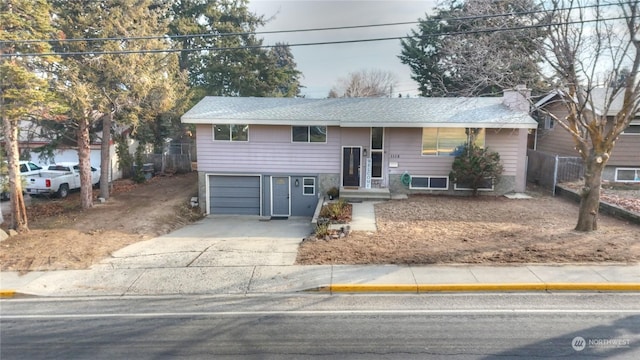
2;293;639;359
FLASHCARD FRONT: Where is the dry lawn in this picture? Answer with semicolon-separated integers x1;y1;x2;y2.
0;172;201;273
296;193;640;264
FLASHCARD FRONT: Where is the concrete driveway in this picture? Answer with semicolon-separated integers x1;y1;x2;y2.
93;216;313;270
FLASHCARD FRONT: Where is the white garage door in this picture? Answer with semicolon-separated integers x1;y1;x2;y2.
209;175;261;215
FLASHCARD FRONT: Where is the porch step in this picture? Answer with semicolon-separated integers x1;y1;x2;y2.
339;188;391;201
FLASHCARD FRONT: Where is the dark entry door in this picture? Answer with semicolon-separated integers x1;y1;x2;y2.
342;147;361;187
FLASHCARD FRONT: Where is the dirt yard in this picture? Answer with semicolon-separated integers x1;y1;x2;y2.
3;173;639;272
297;192;640;265
0;172;201;272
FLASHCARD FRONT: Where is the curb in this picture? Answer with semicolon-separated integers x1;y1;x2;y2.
0;290;17;298
316;283;640;293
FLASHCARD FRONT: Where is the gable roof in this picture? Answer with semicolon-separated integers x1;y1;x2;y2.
534;88;637;117
181;96;537;129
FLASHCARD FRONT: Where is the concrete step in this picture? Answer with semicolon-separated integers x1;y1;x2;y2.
339;188;391;201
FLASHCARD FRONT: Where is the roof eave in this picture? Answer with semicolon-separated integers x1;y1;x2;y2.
341;122;537;129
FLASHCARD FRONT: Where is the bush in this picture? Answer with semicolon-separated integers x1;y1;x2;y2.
449;143;503;196
320;199;349;220
314;223;330;238
327;186;339;199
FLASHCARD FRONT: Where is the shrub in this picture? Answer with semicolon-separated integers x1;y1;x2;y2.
315;223;330;238
320;199;349;220
327;186;339;199
449;143;503;196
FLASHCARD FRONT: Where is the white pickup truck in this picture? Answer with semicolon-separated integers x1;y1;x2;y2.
25;162;100;198
1;161;44;200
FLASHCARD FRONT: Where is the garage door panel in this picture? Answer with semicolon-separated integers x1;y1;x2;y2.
210;187;260;198
209;175;260;215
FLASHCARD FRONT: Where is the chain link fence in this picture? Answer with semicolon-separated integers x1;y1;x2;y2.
527;149;584;195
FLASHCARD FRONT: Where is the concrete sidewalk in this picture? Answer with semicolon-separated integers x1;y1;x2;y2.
2;264;639;297
1;203;640;297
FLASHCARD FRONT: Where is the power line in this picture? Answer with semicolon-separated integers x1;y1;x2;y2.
0;1;630;46
1;15;629;58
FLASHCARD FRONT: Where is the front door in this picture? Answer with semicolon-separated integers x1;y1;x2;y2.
271;176;290;216
342;147;361;188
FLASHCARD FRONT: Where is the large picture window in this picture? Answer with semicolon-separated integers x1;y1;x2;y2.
422;128;485;156
213;124;248;141
292;126;327;143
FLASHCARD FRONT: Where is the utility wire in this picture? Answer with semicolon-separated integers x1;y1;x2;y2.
0;1;631;46
1;15;628;58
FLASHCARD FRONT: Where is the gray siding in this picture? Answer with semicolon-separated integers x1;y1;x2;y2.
196;124;340;173
537;102;639;166
197;124;527;196
384;128;522;178
611;134;640;166
485;129;521;177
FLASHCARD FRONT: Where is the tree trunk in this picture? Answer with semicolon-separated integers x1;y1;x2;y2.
575;159;605;231
1;116;29;232
99;112;112;200
77;117;93;209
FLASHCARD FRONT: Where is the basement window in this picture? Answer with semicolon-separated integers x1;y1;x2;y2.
409;176;449;190
615;168;640;182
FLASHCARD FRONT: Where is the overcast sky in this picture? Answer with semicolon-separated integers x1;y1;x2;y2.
248;0;439;98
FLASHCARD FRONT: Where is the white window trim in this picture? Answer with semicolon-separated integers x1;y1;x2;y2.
622;120;640;135
212;124;249;142
302;177;316;196
370;127;384;180
454;178;495;191
614;168;640;182
291;125;328;143
409;175;449;190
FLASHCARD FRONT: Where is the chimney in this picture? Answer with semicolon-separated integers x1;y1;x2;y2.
503;85;531;112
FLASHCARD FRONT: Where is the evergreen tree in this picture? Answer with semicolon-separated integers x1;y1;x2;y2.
0;0;59;231
169;0;302;97
50;0;184;206
449;142;503;196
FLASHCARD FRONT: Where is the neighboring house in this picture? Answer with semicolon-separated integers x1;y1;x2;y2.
181;88;537;217
533;88;640;183
4;120;124;181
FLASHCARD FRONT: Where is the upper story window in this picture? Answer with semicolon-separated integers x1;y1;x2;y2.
422;128;485;156
213;124;248;141
622;120;640;135
292;126;327;143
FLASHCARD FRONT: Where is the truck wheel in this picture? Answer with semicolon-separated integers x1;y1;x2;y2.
57;184;69;198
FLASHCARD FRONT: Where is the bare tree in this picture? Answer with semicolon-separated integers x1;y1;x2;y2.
400;0;547;96
537;0;639;231
328;69;398;98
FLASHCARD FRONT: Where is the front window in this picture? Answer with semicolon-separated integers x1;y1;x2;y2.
292;126;326;143
213;124;248;141
422;128;485;156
